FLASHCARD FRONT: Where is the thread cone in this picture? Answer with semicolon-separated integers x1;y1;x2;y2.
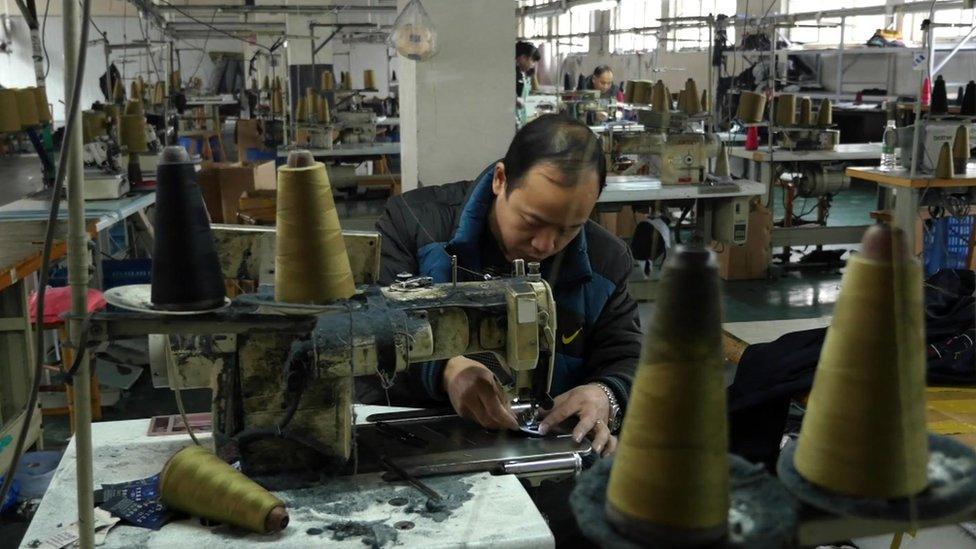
936;141;955;178
33;87;51;123
793;225;928;499
683;79;700;114
0;89;21;133
677;90;689;114
816;98;833;127
275;156;356;304
296;97;308;123
322;71;335;91
714;143;731;179
932;75;949;115
962;81;976;116
16;88;39;128
774;94;796;126
606;246;728;543
363;69;376;90
799;97;812;126
650;80;667;111
160;445;288;534
624;80;636;103
151;146;226;311
700;89;709;112
953;125;970;173
736;91;766;123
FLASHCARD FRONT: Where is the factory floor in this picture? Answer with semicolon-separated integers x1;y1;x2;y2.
5;152;947;548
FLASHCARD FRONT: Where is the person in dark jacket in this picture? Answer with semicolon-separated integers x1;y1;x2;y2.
580;65;617;99
372;115;641;456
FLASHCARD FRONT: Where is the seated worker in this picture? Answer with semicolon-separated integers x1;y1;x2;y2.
368;115;641;456
516;41;540;126
580;65;617;99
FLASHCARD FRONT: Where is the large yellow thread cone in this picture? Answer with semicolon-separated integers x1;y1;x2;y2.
606;246;728;543
794;226;928;499
799;97;813;126
936;142;955;179
737;91;766;123
816;98;833;127
33;87;51;123
120;114;148;153
0;89;21;133
160;445;288;534
275;153;356;304
682;78;700;114
16;88;40;128
363;69;376;90
649;80;667;111
321;71;335;91
775;94;796;126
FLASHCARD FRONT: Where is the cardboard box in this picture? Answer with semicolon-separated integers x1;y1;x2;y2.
237;190;277;225
714;198;772;280
198;161;276;224
235;119;265;163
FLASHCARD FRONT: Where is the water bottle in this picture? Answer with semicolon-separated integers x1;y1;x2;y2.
881;119;898;170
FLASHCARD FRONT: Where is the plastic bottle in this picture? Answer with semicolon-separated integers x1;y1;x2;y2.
881;119;898;170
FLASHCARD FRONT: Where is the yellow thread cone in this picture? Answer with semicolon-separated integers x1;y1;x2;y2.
624;81;636;103
16;88;40;128
120;114;148;153
363;69;376;90
275;155;356;303
632;80;652;105
606;246;728;543
33;87;51;123
775;94;796;126
737;91;766;123
817;98;833;127
714;143;731;179
169;70;181;90
82;110;107;144
676;90;688;114
321;71;335;91
794;225;928;499
700;89;709;113
0;89;21;133
650;80;667;111
936;142;955;179
160;445;288;534
683;79;700;114
295;97;308;123
318;96;330;124
341;71;352;90
272;88;283;116
953;125;970;173
799;97;812;126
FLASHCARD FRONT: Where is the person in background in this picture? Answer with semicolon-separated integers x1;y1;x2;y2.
516;41;539;126
580;65;617;99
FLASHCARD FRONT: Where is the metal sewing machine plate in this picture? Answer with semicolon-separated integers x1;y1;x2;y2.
356;411;590;479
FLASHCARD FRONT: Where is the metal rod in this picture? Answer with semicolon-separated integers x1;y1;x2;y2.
836;16;845;102
155;3;396;13
932;22;976;75
63;0;93;545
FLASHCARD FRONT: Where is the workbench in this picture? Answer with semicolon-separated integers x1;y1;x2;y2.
277;142;400;159
20;407;555;549
846;165;976;254
722;317;976;548
728;143;881;250
598;175;765;206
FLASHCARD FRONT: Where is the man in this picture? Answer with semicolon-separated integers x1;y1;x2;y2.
515;41;539;126
581;65;617;99
372;115;641;456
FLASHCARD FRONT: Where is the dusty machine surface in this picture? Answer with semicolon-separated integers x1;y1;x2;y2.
92;228;589;480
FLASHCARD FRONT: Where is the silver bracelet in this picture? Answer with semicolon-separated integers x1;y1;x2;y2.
594;382;621;433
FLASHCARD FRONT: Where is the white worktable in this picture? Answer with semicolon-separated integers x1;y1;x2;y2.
598;176;765;206
21;407;554;549
728;142;882;163
277;142;400;159
0;192;156;232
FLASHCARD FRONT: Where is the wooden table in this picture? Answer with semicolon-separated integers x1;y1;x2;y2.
846;165;976;253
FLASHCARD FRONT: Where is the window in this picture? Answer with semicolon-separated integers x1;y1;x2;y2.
517;1;594;56
610;0;662;53
667;0;737;51
785;0;885;47
902;1;976;46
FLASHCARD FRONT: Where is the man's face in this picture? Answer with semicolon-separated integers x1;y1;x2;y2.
516;55;536;73
490;162;599;264
595;71;614;93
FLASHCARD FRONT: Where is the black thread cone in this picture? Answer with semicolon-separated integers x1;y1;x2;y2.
963;81;976;116
564;72;573;91
932;75;949;115
151;146;226;311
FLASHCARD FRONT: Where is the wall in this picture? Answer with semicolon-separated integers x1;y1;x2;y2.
398;0;515;191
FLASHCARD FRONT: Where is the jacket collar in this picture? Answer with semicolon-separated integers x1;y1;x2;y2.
446;164;593;286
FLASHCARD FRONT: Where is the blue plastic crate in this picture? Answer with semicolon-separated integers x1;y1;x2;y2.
923;215;975;276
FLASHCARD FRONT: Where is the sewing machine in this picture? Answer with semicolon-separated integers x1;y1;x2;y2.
776;128;841;151
336;110;378;145
94;227;581;480
898;120;976;172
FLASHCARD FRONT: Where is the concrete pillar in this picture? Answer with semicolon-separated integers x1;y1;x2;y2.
397;0;516;191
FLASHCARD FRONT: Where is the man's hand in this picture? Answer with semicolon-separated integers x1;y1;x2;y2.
443;356;519;431
538;383;618;456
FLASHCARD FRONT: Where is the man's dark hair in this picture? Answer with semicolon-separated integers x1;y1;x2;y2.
531;48;542;62
593;65;612;77
516;41;538;59
502;114;607;195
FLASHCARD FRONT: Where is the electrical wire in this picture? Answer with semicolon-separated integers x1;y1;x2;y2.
0;0;93;509
186;9;219;85
40;0;51;79
153;0;273;52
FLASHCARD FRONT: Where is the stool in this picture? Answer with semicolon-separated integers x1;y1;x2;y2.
29;287;107;428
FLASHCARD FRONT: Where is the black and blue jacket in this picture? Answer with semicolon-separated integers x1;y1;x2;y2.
371;167;641;411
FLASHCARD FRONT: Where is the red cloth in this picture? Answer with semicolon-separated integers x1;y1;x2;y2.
745;126;760;151
28;287;107;326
